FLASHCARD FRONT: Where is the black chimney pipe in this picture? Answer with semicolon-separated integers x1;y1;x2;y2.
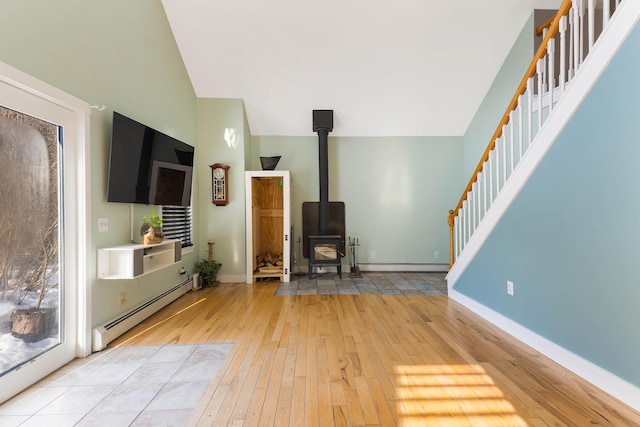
313;110;333;235
318;128;329;234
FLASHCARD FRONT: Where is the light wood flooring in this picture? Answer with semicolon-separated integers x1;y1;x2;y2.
111;281;640;426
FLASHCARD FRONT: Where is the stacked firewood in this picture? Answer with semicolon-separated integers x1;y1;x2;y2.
256;253;284;272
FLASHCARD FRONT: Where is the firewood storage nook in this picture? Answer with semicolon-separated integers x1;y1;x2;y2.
245;171;291;283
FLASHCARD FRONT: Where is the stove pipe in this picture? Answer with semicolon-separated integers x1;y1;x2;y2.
313;110;333;235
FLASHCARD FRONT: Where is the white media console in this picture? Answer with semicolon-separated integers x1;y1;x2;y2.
97;239;181;279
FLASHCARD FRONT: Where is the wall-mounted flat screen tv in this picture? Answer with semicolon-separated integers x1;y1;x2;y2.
107;112;194;206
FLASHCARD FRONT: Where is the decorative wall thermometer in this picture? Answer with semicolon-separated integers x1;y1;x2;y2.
210;163;230;206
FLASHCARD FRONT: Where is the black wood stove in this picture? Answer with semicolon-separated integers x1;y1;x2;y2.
302;110;345;278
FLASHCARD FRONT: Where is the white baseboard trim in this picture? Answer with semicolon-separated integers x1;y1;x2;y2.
449;289;640;411
358;263;449;273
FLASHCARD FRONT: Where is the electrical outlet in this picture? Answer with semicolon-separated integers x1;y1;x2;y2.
507;281;514;296
119;292;127;306
370;251;376;259
98;217;108;232
434;251;440;260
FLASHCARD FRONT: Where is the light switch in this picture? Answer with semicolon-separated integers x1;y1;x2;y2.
98;217;108;232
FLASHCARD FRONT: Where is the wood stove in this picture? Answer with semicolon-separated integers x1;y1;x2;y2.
308;235;343;278
302;109;346;279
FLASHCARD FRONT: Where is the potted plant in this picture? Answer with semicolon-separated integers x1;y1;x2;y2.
140;211;164;244
10;220;58;343
195;258;222;286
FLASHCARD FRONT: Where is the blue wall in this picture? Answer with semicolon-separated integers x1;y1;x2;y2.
454;21;640;386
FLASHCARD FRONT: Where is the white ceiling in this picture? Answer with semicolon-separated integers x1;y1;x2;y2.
162;0;561;137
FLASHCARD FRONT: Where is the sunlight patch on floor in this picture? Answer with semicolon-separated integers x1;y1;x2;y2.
394;364;527;426
115;298;207;346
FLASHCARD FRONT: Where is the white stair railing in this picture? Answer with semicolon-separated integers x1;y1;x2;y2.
448;0;623;268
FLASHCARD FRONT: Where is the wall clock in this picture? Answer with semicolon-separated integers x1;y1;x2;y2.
210;163;230;206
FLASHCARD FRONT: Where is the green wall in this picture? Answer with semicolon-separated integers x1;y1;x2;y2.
454;19;640;387
197;99;248;279
0;0;198;326
463;13;534;182
251;135;463;268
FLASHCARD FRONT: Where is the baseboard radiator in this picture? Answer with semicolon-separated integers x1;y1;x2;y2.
92;277;192;352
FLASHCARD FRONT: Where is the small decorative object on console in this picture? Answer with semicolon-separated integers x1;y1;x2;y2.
140;211;164;244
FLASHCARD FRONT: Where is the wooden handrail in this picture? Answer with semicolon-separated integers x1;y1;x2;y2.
448;0;573;269
535;15;556;37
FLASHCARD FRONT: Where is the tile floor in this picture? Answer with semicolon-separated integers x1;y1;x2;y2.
0;343;231;427
274;271;448;296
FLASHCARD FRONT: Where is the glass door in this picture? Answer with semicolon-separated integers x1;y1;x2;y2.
0;107;63;376
0;63;89;404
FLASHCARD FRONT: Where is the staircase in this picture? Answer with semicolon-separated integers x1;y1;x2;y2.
444;0;640;411
447;0;637;286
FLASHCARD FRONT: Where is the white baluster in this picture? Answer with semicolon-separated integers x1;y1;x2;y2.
489;149;494;203
579;0;585;64
502;130;507;185
540;28;547;95
547;37;555;113
454;216;460;258
559;15;567;93
568;6;575;79
475;183;480;231
482;165;488;216
527;79;533;147
588;0;595;50
458;214;463;256
476;177;481;226
461;203;466;247
537;59;544;130
475;173;481;224
458;217;463;258
478;169;487;221
461;213;465;251
464;201;471;245
509;111;515;174
479;172;484;220
494;138;501;192
473;181;479;230
470;184;476;233
469;192;476;232
573;2;580;75
461;201;466;246
472;191;476;233
517;97;524;161
603;0;610;26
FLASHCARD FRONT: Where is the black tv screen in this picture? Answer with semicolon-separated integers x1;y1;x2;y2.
107;112;194;206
